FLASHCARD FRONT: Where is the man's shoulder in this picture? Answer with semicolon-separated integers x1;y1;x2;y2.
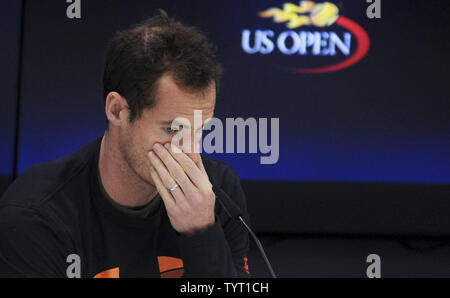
201;155;246;202
201;155;249;224
0;137;102;208
201;155;241;185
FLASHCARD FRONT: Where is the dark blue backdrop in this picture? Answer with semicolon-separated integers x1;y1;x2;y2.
0;1;22;179
3;0;450;184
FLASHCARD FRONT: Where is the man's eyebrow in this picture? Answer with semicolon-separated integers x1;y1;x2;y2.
159;120;174;125
159;119;191;129
159;114;215;129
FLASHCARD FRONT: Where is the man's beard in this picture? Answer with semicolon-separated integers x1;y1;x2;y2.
118;133;154;187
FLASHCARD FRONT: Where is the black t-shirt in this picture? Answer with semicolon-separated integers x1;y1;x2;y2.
0;137;251;278
97;165;163;219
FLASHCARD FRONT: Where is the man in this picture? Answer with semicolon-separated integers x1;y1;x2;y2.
0;12;250;278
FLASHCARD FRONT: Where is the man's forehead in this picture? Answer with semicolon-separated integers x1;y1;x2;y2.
155;73;216;105
149;73;216;124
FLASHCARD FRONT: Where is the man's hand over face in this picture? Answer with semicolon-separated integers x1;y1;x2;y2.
148;143;215;235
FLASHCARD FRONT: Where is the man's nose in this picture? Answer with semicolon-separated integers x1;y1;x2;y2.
166;132;201;162
185;136;201;163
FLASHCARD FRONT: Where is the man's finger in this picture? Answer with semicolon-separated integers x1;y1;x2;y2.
149;165;177;211
148;151;186;206
195;153;207;173
152;144;195;196
166;143;211;191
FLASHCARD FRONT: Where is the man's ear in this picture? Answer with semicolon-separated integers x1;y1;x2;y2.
105;92;130;127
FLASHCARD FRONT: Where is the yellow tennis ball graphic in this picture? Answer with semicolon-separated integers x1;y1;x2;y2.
310;2;339;27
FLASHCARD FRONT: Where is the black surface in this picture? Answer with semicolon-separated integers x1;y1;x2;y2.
242;180;450;236
248;234;450;277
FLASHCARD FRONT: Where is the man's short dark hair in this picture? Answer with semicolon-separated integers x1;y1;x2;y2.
102;10;223;123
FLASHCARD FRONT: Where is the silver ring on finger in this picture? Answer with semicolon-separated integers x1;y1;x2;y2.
168;183;179;192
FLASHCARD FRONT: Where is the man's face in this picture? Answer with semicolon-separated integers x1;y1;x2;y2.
118;73;216;186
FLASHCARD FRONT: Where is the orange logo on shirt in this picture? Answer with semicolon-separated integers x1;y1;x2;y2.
93;267;119;278
92;256;184;278
157;256;184;278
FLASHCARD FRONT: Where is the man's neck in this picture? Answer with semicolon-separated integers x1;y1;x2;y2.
98;133;158;208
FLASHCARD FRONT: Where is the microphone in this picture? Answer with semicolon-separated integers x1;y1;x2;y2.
213;185;277;278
